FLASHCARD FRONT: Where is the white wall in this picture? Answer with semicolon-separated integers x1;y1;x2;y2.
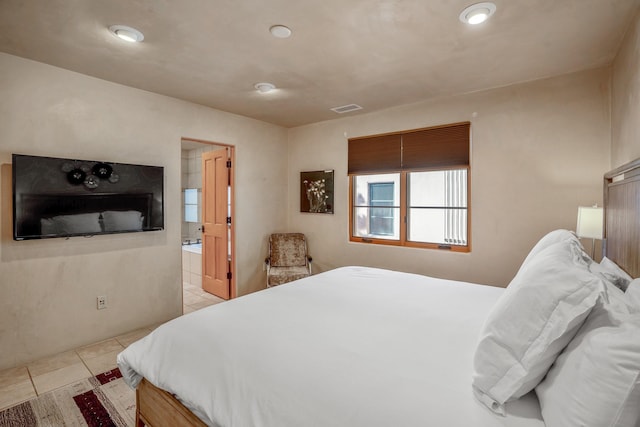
612;8;640;166
0;53;288;370
287;68;611;287
0;46;620;371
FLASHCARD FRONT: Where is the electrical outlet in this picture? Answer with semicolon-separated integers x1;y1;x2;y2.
97;296;107;310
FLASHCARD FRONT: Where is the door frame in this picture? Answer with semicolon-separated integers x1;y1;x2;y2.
181;137;236;300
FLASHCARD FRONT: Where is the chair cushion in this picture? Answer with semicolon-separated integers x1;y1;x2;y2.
267;266;310;286
270;233;307;267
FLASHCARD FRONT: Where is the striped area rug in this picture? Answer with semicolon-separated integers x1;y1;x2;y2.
0;368;135;427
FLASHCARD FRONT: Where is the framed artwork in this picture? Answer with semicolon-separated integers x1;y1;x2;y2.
300;170;334;214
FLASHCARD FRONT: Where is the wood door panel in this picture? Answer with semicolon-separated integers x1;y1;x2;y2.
202;148;230;299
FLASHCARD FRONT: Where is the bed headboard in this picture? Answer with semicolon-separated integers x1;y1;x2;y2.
604;158;640;278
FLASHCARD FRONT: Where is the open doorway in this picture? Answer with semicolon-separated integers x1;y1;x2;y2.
181;138;235;314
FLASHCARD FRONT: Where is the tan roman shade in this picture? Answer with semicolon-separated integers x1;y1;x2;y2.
348;122;470;174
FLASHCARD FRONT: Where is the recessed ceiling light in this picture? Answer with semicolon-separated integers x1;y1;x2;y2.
459;2;496;25
254;82;276;93
109;25;144;43
269;25;292;38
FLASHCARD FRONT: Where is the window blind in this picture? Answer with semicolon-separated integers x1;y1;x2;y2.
348;134;401;175
348;122;470;174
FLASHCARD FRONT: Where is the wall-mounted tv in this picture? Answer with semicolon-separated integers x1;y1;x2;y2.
13;154;164;240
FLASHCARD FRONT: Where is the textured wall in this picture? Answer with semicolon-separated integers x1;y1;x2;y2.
287;68;611;287
612;9;640;167
0;53;288;370
0;49;618;372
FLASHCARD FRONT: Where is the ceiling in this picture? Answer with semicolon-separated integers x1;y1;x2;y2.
1;0;638;128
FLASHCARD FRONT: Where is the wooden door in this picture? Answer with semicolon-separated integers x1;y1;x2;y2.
201;148;230;299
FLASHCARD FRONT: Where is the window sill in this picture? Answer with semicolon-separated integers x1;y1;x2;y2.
349;236;471;252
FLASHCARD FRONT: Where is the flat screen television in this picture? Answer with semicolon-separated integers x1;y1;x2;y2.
13;154;164;240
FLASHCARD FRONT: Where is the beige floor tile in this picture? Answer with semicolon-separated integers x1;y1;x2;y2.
186;288;207;298
84;350;121;376
0;365;30;389
200;292;225;303
27;350;82;378
182;290;204;306
183;283;200;293
76;338;124;360
183;305;196;315
147;322;166;331
0;379;37;411
115;328;152;348
3;312;199;406
187;299;218;311
31;362;91;395
184;284;224;301
183;285;200;293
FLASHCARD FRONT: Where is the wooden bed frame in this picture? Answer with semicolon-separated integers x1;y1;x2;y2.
136;378;206;427
604;157;640;278
134;158;640;426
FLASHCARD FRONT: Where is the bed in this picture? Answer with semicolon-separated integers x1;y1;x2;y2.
117;159;640;427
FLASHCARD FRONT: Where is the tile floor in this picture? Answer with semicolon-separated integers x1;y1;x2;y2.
0;284;224;411
183;282;225;313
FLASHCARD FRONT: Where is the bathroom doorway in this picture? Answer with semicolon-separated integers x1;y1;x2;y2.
181;138;235;312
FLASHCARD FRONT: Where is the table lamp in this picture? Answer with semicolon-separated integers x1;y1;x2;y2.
576;205;603;259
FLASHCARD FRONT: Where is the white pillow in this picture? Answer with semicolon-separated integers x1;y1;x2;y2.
40;213;102;235
472;238;605;415
520;229;580;268
626;278;640;311
102;210;144;232
535;297;640;427
590;257;633;291
604;275;631;309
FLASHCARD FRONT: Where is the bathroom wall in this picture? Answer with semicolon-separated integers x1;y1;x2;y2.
181;147;203;243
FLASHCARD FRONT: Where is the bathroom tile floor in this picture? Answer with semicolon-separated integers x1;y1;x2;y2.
0;285;224;411
183;282;226;313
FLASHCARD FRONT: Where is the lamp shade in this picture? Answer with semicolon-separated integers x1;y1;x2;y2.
576;206;603;239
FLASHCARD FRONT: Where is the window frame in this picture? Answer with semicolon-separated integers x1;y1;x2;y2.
349;165;471;252
368;181;396;236
184;188;199;223
348;122;471;252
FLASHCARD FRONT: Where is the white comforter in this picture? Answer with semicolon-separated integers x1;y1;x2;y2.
117;266;545;427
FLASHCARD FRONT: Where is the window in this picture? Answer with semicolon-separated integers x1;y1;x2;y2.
353;176;400;239
408;169;467;245
369;182;395;236
184;188;199;222
348;122;470;251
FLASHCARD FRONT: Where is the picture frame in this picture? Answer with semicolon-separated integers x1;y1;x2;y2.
300;170;334;214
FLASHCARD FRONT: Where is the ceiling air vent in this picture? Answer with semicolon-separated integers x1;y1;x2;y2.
330;104;363;114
